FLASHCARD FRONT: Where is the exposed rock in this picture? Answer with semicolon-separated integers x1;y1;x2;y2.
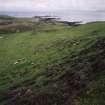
24;89;33;96
14;61;19;65
14;58;26;64
0;36;3;38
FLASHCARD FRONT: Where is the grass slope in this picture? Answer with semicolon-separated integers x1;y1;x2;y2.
0;21;105;105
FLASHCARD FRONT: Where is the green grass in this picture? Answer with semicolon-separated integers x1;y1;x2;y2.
0;21;105;105
0;27;78;89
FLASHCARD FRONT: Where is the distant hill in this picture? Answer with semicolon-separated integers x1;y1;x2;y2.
0;15;15;20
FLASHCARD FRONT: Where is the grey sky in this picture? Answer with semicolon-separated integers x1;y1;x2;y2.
0;0;105;12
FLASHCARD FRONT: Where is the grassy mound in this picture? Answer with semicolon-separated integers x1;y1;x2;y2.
0;20;105;105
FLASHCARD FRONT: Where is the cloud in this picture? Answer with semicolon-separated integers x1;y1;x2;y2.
0;0;105;11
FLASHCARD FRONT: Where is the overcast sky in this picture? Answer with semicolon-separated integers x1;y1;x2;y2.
0;0;105;12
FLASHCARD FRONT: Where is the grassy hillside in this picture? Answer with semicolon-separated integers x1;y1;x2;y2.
0;19;105;105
